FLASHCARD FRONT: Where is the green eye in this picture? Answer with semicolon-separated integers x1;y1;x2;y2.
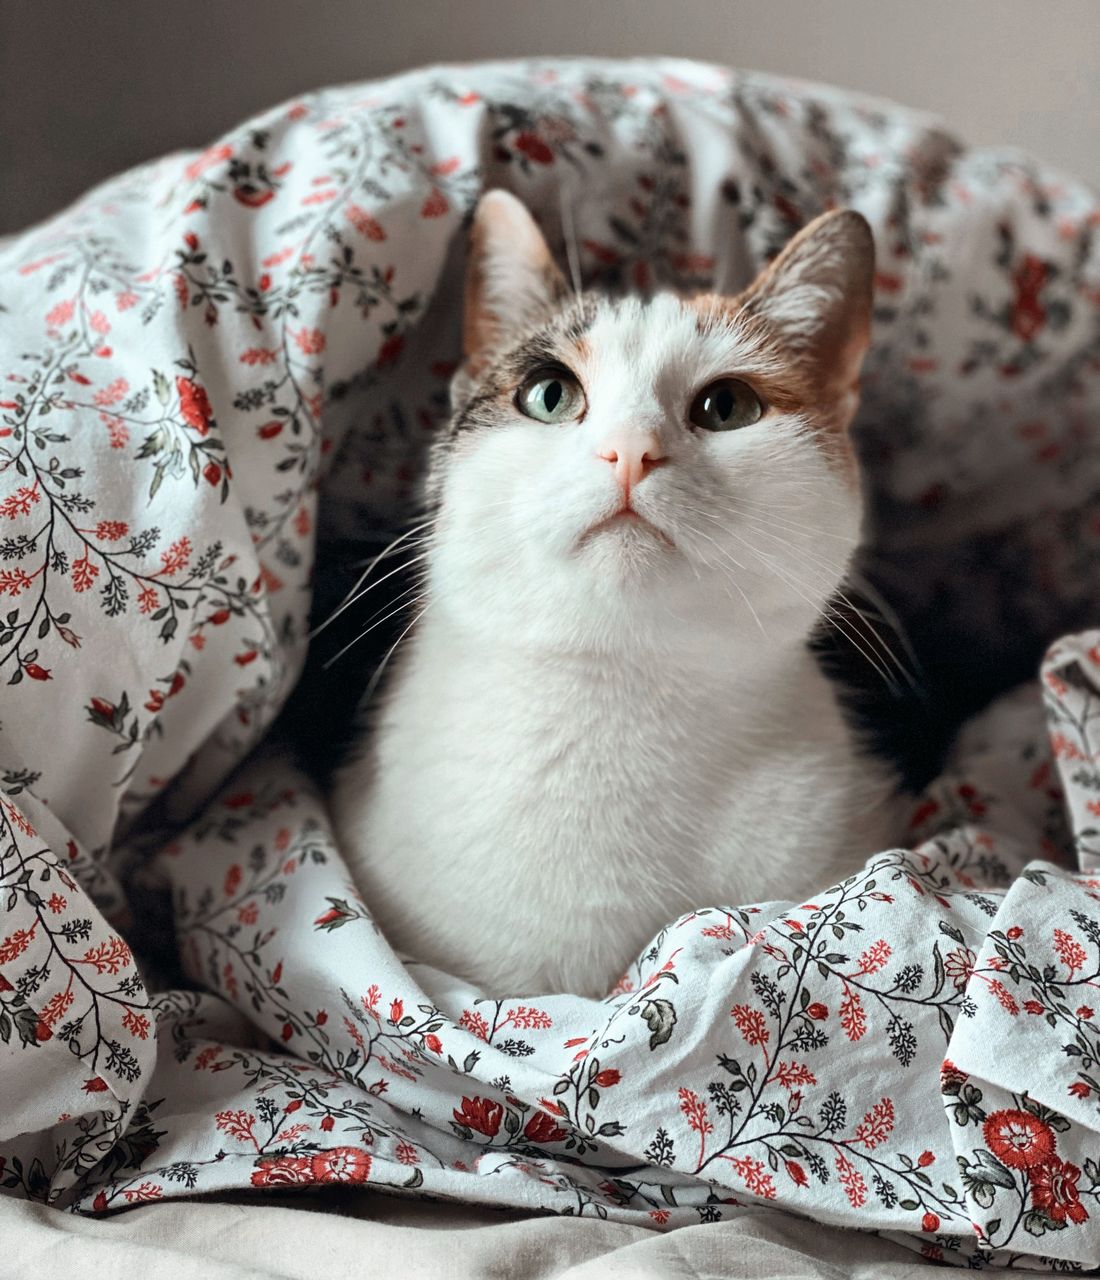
689;378;764;432
516;367;585;424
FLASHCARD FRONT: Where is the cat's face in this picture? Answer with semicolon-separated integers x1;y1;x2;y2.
427;190;874;656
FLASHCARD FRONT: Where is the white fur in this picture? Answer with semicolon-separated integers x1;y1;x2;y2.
333;292;900;998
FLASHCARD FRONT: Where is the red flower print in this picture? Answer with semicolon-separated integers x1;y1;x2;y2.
982;1109;1056;1170
249;1155;313;1188
185;143;233;181
233;184;275;209
93;377;128;407
940;1060;968;1089
1054;928;1087;977
1069;1081;1091;1099
594;1069;620;1088
424;1033;442;1054
728;1154;776;1199
835;1153;867;1208
805;1002;828;1021
1011;254;1048;341
523;1111;567;1144
24;663;50;681
785;1160;808;1187
457;1008;489;1041
82;1076;109;1093
678;1088;712;1164
917;1150;935;1168
775;1061;817;1090
922;1212;940;1233
72;552;100;593
853;939;891;974
94;520;129;541
292;327;326;356
320;1115;335;1132
1029;1155;1089;1225
839;986;867;1041
45;299;75;329
730;1003;769;1046
514;132;554;164
453;1096;503;1137
240;347;279;366
854;1098;895;1150
346;204;387;241
176;377;212;434
203;461;222;487
309;1147;372;1185
943;946;976;991
420;188;449;218
390;999;404;1022
376;334;405;368
988;980;1019;1016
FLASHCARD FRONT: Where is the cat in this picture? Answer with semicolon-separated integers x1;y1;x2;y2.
332;189;902;998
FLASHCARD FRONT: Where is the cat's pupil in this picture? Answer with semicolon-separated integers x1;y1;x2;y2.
543;380;563;413
713;387;734;421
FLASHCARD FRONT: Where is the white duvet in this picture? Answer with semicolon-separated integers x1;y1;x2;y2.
1;58;1100;1269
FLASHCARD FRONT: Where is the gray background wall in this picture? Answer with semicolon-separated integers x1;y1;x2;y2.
3;0;1098;234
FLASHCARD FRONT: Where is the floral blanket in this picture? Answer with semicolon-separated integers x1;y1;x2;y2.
2;58;1100;1270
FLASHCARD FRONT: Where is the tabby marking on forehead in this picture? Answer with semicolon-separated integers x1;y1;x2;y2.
447;294;601;440
689;293;860;477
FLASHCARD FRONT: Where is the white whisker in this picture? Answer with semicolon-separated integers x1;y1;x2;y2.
311;520;434;639
311;550;432;639
359;603;433;702
322;592;428;671
679;501;916;691
680;520;767;638
559;182;583;299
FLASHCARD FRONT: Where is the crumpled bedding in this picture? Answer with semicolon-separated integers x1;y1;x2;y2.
0;1191;1066;1280
1;57;1100;1270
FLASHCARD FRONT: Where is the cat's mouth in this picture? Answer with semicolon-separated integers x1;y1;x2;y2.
579;509;675;550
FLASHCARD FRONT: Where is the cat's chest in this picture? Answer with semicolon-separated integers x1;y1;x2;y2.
365;634;859;868
337;630;898;995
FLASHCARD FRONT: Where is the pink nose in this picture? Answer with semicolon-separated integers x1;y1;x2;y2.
597;430;666;496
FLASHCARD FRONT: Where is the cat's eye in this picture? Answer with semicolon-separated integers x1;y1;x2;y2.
516;367;586;424
688;378;764;432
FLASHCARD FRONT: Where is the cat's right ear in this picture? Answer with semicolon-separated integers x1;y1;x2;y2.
462;190;568;375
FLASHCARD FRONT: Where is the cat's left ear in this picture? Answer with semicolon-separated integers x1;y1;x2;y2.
462;190;569;375
739;209;874;413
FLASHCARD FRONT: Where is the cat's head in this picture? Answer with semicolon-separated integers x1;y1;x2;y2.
426;189;874;656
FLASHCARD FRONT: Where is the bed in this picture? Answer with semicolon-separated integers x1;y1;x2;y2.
1;57;1100;1272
